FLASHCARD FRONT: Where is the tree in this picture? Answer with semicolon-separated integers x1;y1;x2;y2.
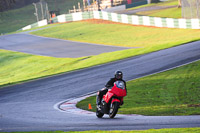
0;0;4;12
0;0;16;11
4;0;16;9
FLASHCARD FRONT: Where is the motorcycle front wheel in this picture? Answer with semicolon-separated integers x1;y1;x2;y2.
96;107;104;118
109;102;120;118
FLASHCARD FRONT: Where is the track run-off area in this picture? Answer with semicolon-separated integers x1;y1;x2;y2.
0;33;200;132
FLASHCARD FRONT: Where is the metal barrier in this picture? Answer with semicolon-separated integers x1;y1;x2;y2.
20;11;200;31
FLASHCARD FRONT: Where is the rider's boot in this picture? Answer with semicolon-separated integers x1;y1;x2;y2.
96;95;101;110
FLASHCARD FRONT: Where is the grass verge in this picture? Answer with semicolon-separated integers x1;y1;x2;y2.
0;4;36;34
31;20;200;48
1;20;200;88
77;60;200;116
1;128;200;133
136;6;181;18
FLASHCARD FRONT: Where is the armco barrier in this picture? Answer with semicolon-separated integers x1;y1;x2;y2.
20;11;200;31
22;19;48;31
93;11;200;29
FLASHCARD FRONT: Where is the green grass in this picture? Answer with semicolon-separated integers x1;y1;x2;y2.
1;21;200;88
0;46;148;87
0;47;148;87
128;0;181;18
0;4;36;34
1;48;138;87
77;60;200;116
1;128;200;133
31;21;200;48
0;0;83;34
136;7;181;18
0;50;77;87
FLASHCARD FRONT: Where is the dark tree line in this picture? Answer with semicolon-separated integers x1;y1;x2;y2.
0;0;16;12
0;0;39;12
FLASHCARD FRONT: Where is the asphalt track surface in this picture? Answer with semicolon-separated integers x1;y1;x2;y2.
116;5;176;15
0;33;129;58
0;34;200;132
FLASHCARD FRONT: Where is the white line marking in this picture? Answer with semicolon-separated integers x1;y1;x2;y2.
54;93;96;115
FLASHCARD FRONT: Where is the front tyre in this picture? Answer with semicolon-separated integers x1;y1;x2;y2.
109;102;120;118
96;107;104;118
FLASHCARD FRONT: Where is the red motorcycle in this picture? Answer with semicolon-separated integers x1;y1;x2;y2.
96;80;127;118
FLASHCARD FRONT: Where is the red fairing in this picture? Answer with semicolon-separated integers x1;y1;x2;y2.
103;83;127;103
103;91;114;103
111;85;127;97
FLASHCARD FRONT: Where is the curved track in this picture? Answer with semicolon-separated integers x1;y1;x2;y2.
0;34;200;132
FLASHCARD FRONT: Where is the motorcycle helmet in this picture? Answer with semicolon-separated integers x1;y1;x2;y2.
115;70;123;80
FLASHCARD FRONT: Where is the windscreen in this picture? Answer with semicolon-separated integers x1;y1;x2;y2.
114;81;125;90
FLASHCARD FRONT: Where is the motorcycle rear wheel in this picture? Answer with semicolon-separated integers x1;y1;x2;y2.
109;102;120;118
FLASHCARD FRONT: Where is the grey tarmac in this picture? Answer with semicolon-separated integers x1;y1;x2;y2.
0;34;200;132
0;33;130;58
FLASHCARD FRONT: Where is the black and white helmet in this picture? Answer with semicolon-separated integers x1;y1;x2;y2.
115;70;123;80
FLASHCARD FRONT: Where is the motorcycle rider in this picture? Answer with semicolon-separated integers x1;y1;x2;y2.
97;70;127;106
